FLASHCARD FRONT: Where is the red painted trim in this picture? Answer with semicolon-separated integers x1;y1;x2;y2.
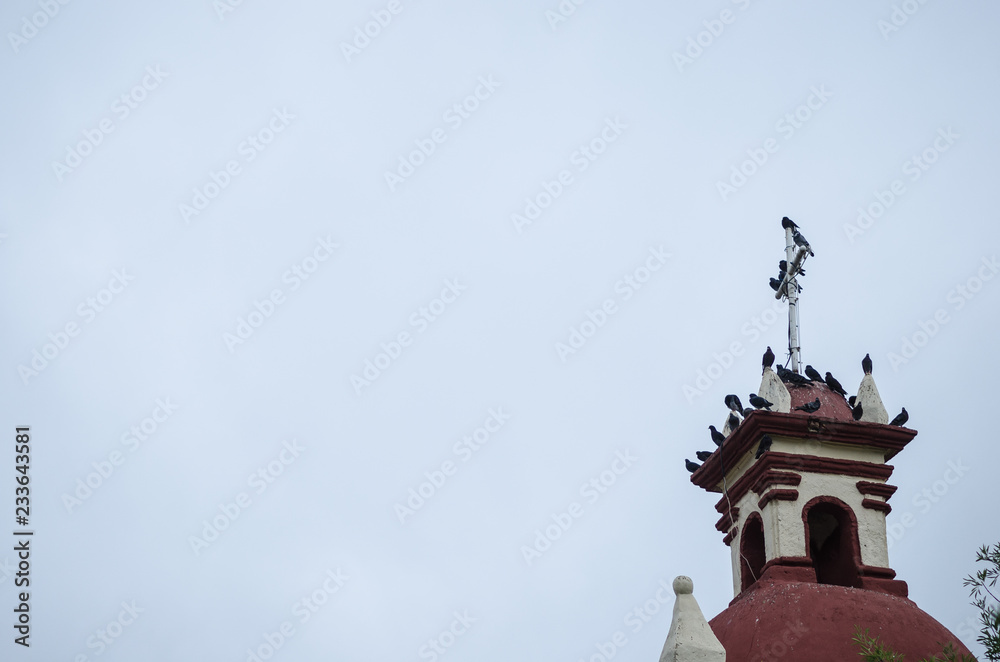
751;469;802;494
862;498;892;514
757;488;799;509
857;480;898;499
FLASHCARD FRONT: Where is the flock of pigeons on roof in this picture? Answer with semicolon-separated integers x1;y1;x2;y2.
685;343;909;475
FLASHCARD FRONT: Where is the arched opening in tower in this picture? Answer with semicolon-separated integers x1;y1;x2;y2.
740;514;766;591
805;500;862;588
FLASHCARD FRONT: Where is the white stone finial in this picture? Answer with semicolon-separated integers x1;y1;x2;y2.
659;575;726;662
856;374;889;424
758;367;791;413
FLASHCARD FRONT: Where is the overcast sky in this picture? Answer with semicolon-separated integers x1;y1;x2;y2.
2;0;998;660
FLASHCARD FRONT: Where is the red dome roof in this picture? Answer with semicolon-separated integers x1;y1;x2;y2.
710;579;973;661
786;379;854;421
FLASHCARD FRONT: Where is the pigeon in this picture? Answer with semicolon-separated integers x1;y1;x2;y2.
792;229;814;256
685;459;701;473
724;394;744;414
755;434;772;459
852;401;863;421
779;259;804;277
781;216;799;230
762;346;775;371
727;412;741;430
825;372;848;397
777;365;809;385
890;408;909;427
709;425;726;447
749;393;773;410
742;407;755;418
804;365;823;382
862;353;873;375
769;277;783;292
848;395;857;408
794;398;821;413
696;450;713;462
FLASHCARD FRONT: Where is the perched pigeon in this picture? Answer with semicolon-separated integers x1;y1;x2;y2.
792;229;814;256
794;398;821;413
742;407;755;418
825;372;848;397
777;365;809;385
890;408;909;427
804;365;823;382
848;395;857;408
779;259;804;277
852;401;863;421
696;450;713;462
727;412;741;431
749;393;773;410
762;346;775;371
862;353;873;375
769;277;782;292
755;434;772;459
709;425;726;447
725;394;744;414
685;459;701;473
781;217;799;230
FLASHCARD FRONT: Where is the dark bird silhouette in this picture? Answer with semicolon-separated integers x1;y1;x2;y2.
696;450;713;462
725;394;744;414
777;365;809;385
862;353;873;375
792;229;814;256
755;434;772;459
825;372;848;397
742;407;755;418
781;217;799;230
709;425;726;447
749;393;773;410
769;277;782;292
779;259;804;277
762;346;775;371
848;395;857;408
804;365;823;382
852;401;863;421
727;412;741;431
794;398;821;413
890;408;909;427
685;459;701;473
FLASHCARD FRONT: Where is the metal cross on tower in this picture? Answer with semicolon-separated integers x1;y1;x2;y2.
773;218;813;374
